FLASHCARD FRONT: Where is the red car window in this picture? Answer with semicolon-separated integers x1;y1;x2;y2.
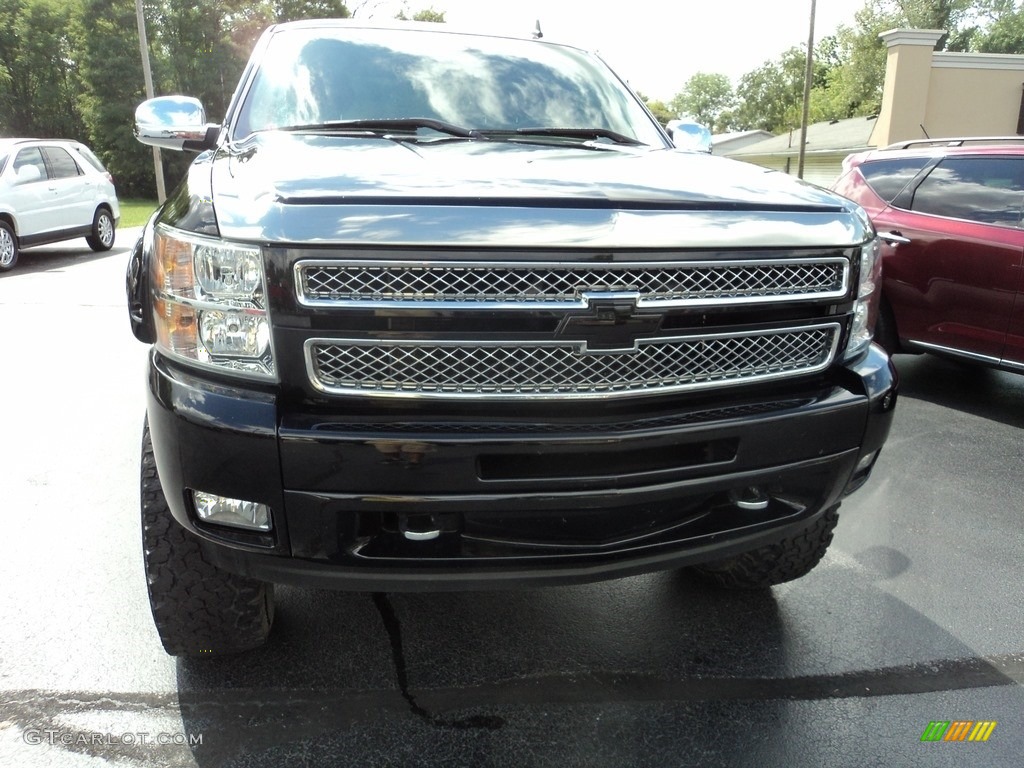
42;146;83;180
907;156;1024;228
860;157;930;202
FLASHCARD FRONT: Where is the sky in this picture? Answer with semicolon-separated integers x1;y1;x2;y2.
359;0;869;101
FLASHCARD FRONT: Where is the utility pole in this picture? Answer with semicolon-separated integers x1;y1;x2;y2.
797;0;816;180
135;0;166;203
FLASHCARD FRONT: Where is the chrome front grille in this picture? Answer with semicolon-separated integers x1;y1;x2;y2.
306;324;841;400
296;257;850;309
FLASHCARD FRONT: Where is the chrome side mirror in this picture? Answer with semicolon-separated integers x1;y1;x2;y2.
666;119;713;154
135;95;220;152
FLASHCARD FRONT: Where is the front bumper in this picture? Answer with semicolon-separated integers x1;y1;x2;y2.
145;345;897;591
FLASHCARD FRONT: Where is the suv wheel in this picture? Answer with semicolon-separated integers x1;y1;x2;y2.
689;505;839;589
86;208;115;252
0;220;17;271
141;423;275;656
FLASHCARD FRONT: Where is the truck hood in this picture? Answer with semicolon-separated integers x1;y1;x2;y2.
202;133;870;248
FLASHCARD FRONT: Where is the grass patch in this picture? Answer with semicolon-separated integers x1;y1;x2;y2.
119;198;159;229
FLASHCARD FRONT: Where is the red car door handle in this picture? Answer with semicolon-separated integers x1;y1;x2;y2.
879;231;911;246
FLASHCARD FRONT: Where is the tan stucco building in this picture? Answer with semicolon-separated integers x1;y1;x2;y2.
726;28;1024;186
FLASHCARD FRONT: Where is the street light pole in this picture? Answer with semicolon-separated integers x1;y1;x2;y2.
135;0;166;203
797;0;816;180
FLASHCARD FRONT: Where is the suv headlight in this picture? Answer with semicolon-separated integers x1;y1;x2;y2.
150;224;275;378
845;237;882;359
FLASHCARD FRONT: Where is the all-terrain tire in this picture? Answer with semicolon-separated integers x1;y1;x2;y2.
689;505;840;589
141;423;274;656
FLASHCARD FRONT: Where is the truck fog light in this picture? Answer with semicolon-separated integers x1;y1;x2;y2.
854;450;879;475
192;491;272;531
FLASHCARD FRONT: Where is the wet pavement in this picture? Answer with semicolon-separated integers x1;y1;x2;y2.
1;234;1022;766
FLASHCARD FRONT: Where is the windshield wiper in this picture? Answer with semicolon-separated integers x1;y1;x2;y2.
276;120;645;147
279;118;481;139
479;127;645;146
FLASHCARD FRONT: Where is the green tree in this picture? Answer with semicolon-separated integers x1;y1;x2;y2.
221;1;350;64
3;0;363;199
411;8;445;22
636;92;674;127
732;48;807;132
273;0;350;16
669;72;735;133
144;0;351;193
148;0;241;121
730;34;845;134
0;0;85;138
141;0;350;193
75;0;154;196
814;3;900;120
395;6;446;22
895;0;978;47
725;0;1012;135
974;2;1024;51
810;0;984;123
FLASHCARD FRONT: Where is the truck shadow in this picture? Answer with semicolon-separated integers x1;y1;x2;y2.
171;566;1021;767
173;575;788;764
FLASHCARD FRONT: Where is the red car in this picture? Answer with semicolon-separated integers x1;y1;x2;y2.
832;139;1024;374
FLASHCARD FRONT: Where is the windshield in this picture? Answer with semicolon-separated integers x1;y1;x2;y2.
232;25;665;146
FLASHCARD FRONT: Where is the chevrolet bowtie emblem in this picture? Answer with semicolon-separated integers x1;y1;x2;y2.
556;296;663;352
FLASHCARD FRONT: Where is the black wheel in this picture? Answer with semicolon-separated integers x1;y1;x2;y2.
86;207;115;251
689;505;840;589
873;299;900;355
0;220;17;271
141;422;274;656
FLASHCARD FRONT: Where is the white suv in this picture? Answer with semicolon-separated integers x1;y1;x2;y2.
0;138;120;271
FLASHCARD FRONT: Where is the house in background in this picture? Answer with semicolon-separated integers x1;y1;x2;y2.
709;130;773;156
723;28;1024;186
723;117;876;187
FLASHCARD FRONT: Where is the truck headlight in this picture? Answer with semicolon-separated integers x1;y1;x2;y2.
845;238;882;359
150;224;276;378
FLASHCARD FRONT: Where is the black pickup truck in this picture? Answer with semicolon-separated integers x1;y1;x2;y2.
127;20;896;656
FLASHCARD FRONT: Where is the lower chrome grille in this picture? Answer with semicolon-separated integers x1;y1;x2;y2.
306;324;841;400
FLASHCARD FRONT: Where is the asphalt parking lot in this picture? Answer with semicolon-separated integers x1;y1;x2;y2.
1;232;1022;767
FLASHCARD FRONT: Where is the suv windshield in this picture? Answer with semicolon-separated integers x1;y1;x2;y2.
232;25;664;146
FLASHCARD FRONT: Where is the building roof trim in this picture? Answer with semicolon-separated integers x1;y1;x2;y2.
879;28;945;48
933;52;1024;71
